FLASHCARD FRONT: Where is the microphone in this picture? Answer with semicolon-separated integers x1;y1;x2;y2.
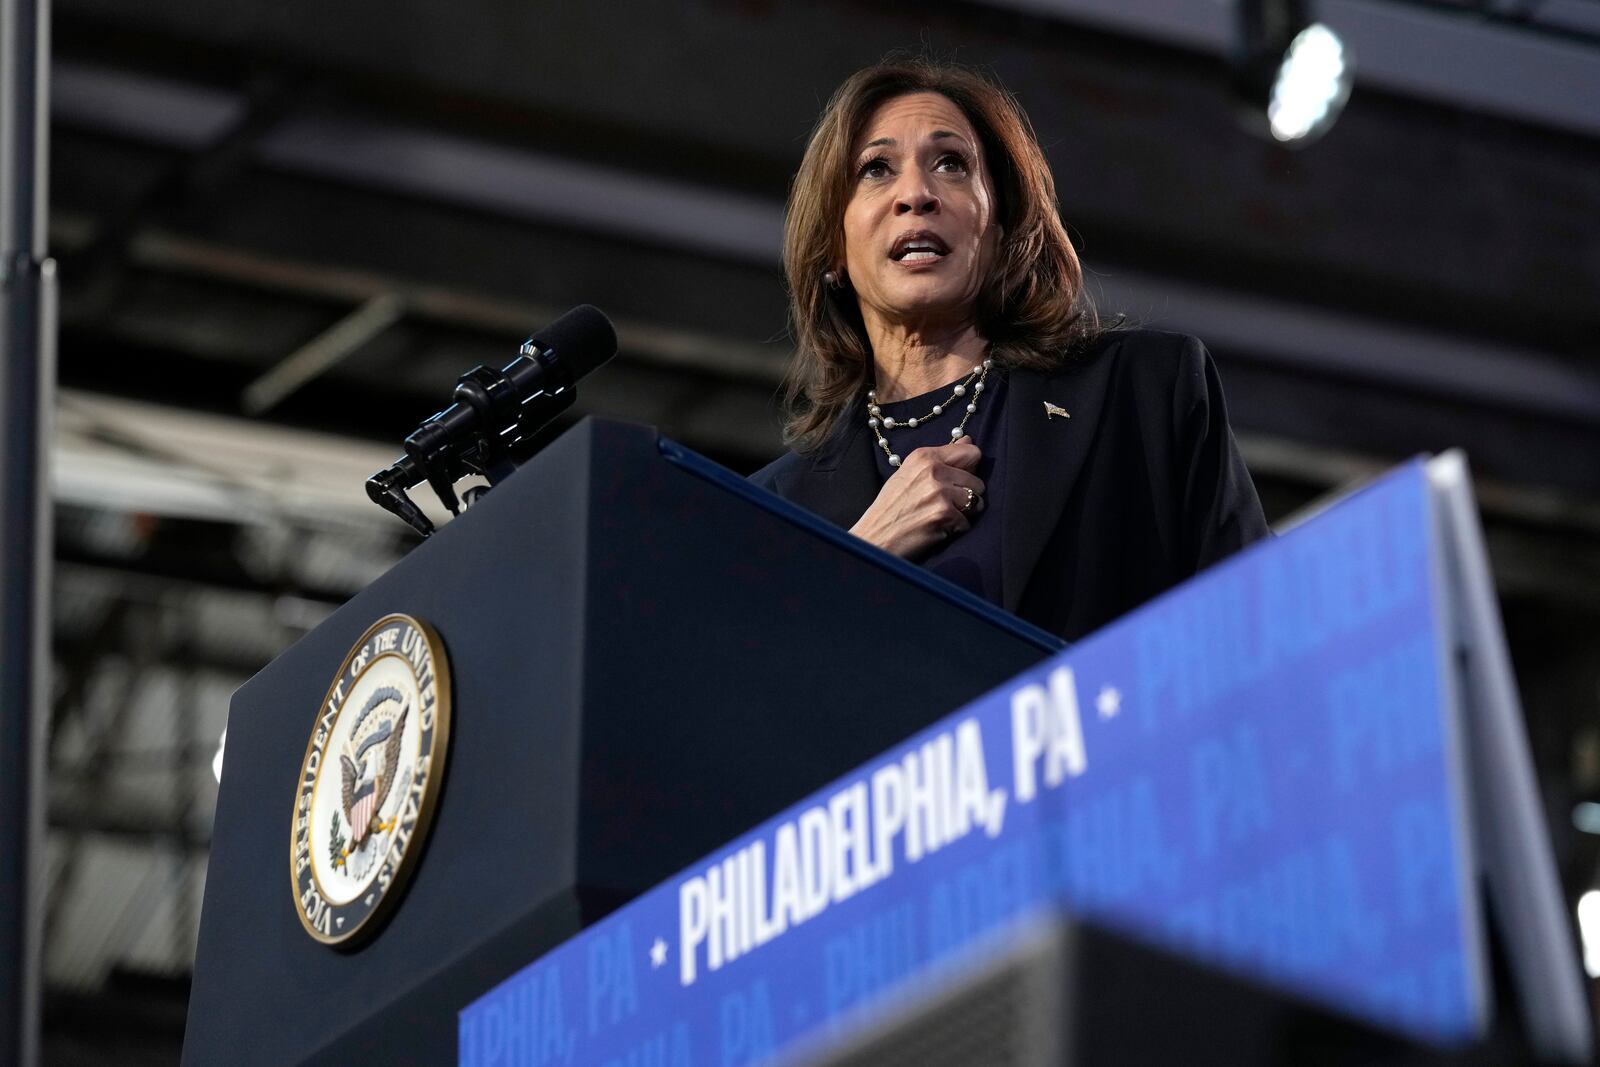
366;305;618;535
502;303;619;402
526;303;618;381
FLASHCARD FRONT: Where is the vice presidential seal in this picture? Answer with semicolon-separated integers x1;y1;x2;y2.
291;613;451;946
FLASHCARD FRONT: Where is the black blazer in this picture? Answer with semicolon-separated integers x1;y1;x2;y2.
750;329;1270;641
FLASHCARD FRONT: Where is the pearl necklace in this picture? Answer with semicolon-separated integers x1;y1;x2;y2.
867;358;994;468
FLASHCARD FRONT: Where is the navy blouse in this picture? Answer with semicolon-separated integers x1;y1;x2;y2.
869;370;1010;605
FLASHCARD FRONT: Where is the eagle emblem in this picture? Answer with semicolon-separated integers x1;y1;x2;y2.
335;687;410;866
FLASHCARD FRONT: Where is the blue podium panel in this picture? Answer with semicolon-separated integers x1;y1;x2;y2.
460;461;1485;1066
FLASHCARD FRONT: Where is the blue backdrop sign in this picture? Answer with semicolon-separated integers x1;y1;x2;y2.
460;460;1486;1066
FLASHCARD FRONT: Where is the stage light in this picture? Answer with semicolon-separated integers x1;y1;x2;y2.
1572;801;1600;834
1577;890;1600;977
1232;0;1353;146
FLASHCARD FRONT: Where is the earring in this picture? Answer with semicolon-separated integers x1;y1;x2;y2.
822;270;841;289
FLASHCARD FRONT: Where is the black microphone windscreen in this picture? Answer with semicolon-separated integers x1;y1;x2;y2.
529;304;618;379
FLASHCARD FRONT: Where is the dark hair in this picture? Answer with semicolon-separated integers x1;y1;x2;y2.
782;58;1102;451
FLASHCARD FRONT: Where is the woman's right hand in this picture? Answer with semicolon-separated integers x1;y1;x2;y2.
850;440;986;559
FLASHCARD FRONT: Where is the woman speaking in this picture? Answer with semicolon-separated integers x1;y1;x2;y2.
752;59;1269;641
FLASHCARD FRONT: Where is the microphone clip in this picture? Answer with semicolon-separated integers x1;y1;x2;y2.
366;339;579;537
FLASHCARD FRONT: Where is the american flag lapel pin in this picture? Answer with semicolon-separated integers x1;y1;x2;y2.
1044;400;1070;420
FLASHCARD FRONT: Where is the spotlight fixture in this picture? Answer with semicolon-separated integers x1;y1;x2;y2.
1232;0;1353;146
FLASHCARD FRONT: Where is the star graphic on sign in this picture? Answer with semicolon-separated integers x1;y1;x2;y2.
650;937;668;969
1096;685;1122;720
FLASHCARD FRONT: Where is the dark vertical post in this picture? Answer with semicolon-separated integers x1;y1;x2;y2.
0;0;54;1058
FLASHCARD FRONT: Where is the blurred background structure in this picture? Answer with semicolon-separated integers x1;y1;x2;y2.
26;0;1600;1062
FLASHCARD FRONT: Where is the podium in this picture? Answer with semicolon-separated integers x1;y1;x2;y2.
181;419;1059;1066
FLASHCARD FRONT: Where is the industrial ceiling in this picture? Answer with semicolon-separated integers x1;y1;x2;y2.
35;1;1600;1062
